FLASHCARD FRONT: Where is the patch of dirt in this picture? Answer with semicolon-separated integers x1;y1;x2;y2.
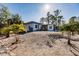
0;31;79;56
9;31;78;56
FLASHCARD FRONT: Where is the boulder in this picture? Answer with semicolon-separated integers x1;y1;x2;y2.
6;44;17;51
0;48;6;54
1;37;17;47
9;52;16;56
0;42;2;47
16;35;25;43
0;53;10;56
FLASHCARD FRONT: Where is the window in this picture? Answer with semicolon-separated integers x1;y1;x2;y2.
35;25;38;28
49;26;52;29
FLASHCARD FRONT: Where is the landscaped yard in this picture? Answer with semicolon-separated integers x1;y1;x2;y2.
0;31;79;56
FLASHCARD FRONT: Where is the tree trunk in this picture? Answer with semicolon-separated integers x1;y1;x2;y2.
67;32;71;45
62;31;64;36
78;31;79;35
68;38;71;45
6;32;9;38
72;32;74;36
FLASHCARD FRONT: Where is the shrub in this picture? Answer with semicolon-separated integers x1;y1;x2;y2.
0;24;25;37
11;24;19;34
18;24;25;33
1;27;11;37
11;24;25;34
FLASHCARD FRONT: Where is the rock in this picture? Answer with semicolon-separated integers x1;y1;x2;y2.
16;35;25;43
7;44;17;51
0;47;7;54
1;37;17;47
0;53;10;56
9;52;16;56
0;42;2;47
0;50;6;54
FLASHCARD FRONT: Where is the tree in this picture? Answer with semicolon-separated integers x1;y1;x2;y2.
40;17;45;24
47;12;51;24
12;14;22;24
59;16;79;45
0;5;11;26
40;9;63;31
58;16;63;25
76;22;79;34
59;23;72;45
69;16;77;24
53;9;63;31
0;5;25;37
69;16;77;35
0;5;11;37
54;9;61;17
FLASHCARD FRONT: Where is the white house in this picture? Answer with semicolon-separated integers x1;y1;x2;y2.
40;24;54;31
40;18;55;31
24;21;55;32
24;21;42;32
48;24;54;31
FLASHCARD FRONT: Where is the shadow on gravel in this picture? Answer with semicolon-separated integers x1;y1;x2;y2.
48;34;63;40
48;34;79;56
69;43;79;56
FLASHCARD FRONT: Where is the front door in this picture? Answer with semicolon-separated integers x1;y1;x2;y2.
29;26;33;32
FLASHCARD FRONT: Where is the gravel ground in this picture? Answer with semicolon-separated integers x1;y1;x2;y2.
1;31;79;56
9;31;79;56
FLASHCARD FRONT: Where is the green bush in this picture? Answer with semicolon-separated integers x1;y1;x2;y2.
18;24;25;33
11;24;19;34
1;27;11;35
0;29;2;35
11;24;25;34
0;24;25;37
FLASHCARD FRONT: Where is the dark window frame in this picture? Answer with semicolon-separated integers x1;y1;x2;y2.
49;26;52;29
35;25;38;28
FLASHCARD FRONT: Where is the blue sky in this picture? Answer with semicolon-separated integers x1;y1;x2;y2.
1;3;79;23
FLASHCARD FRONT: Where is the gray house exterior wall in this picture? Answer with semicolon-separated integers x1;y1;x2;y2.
48;24;54;31
24;21;42;32
24;21;55;32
